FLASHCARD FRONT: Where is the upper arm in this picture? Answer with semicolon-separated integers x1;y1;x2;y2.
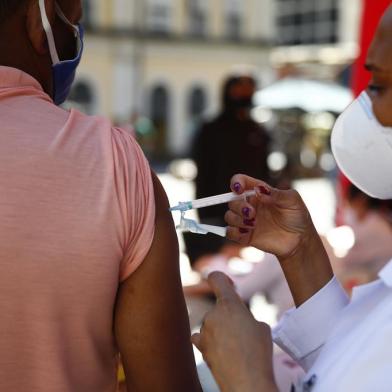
114;172;202;392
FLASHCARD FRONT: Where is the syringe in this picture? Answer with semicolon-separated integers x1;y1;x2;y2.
170;190;257;212
177;216;228;237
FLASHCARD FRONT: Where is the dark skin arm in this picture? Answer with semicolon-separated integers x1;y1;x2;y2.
114;173;202;392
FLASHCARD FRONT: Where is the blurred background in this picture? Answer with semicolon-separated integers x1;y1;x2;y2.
66;0;391;319
69;0;392;313
65;0;373;251
68;0;360;170
71;2;392;390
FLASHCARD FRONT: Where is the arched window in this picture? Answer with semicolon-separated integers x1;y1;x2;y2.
187;86;207;138
151;85;169;124
188;86;207;120
67;81;95;114
149;85;170;155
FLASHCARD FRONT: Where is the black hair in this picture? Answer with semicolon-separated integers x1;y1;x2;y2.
221;75;256;109
348;183;392;213
0;0;25;23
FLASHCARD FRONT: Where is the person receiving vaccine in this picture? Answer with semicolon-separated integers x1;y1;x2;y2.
0;1;201;391
193;6;392;392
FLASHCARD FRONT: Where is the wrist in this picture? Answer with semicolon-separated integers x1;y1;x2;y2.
228;376;278;392
243;378;278;392
278;224;333;307
217;367;277;392
240;363;278;392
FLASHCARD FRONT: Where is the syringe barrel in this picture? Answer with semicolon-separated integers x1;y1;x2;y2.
191;192;233;209
191;190;256;210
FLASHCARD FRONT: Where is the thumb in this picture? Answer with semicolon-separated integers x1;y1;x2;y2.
191;333;202;350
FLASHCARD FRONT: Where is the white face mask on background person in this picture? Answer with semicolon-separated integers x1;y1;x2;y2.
342;206;359;227
331;91;392;200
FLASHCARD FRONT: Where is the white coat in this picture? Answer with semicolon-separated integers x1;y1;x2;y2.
273;260;392;391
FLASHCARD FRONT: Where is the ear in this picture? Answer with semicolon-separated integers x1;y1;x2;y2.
25;0;56;56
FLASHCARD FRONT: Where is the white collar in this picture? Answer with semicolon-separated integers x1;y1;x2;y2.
378;259;392;288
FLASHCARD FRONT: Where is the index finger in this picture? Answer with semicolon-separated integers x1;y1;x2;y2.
231;174;301;209
207;272;240;302
230;174;270;195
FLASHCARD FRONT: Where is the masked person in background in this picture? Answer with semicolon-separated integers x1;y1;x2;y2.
323;184;392;292
0;1;201;391
184;74;271;266
192;6;392;392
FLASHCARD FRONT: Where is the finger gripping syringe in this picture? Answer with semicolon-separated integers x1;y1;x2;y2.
170;190;257;212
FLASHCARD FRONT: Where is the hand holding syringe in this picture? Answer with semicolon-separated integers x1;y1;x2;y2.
170;190;257;237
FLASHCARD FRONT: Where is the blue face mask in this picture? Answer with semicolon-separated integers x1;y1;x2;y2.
38;0;84;105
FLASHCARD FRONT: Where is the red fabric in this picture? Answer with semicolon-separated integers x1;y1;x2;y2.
351;0;391;97
336;0;390;225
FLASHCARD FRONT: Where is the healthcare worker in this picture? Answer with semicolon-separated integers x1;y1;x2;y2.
192;6;392;392
0;1;201;391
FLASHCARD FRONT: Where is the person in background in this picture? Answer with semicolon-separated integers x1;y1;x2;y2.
326;184;392;290
183;74;271;265
184;251;293;321
0;1;201;391
192;6;392;391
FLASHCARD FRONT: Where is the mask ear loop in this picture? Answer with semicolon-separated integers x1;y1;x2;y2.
54;3;82;54
54;3;75;27
38;0;60;64
55;4;80;33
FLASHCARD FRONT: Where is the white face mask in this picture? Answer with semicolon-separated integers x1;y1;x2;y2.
331;91;392;200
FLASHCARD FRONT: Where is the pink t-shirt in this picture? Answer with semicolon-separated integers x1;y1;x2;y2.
0;66;155;391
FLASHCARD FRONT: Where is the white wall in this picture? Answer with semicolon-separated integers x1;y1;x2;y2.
113;0;136;28
112;61;135;120
247;0;277;41
339;0;363;45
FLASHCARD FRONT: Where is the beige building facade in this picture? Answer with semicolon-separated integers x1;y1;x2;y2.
70;0;363;157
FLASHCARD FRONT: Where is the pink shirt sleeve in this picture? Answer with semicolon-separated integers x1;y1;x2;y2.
111;127;156;281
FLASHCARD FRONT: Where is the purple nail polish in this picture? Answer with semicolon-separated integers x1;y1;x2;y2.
258;185;271;195
233;183;242;193
239;228;249;234
243;219;255;227
242;207;250;218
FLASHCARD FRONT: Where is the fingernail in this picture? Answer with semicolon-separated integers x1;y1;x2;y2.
233;183;242;193
242;207;250;217
243;218;255;227
258;185;271;195
239;228;249;234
